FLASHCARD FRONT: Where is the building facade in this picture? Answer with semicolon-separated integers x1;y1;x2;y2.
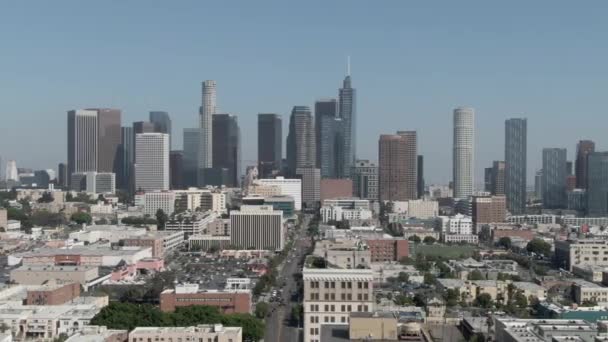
378;131;417;201
338;73;356;179
135;133;170;191
297;167;321;209
315;98;340;179
286;106;315;175
542;148;567;209
230;205;284;251
212;114;241;187
199;80;216;170
505;118;527;214
351;160;378;201
182;128;200;188
587;152;608;216
257;113;282;178
576;140;595;189
453;107;475;199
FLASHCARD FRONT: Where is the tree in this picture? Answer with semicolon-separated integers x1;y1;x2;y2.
467;270;485;281
413;293;426;306
423;236;436;245
37;192;54;203
474;293;493;308
394;294;414;306
255;302;269;319
397;272;410;283
291;304;303;326
408;235;421;243
514;291;528;308
156;209;168;230
71;212;92;225
444;289;459;307
31;210;66;227
497;237;512;250
526;238;551;257
478;225;492;243
424;272;436;285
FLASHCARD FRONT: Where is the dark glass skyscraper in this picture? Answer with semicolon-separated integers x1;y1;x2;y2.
118;126;133;190
170;150;183;190
505;118;527;214
212;114;241;187
417;155;424;198
338;74;356;178
93;108;122;174
182;128;200;187
150;111;172;147
576;140;595;189
587;152;608;216
257;113;282;178
542;148;567;209
286;106;315;175
315;99;339;178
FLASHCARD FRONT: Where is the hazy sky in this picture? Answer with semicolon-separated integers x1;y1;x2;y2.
1;1;608;186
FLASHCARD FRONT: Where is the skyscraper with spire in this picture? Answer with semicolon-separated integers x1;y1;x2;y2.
338;57;356;178
199;80;216;173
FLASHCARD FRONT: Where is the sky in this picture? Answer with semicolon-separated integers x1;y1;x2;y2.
1;1;608;186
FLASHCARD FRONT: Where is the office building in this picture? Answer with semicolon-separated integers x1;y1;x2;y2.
160;284;251;314
254;177;302;211
315;98;340;178
57;163;68;188
338;69;356;178
587;152;608;216
67;109;98;185
505;118;527;214
118;126;134;190
84;172;116;194
567;188;587;212
351;160;378;201
535;169;543;200
128;325;242;342
320;179;353;202
297;167;321;209
472;195;507;225
5;160;18;182
135;133;170;192
576;140;595;189
183;128;200;187
417;155;424;198
170;151;183;190
286;106;315;175
378;131;417;201
212;114;241;187
133;121;155;135
257;113;282;178
0;208;7;231
487;160;506;195
303;268;373;342
149;111;172;147
555;239;608;271
199;80;216;170
139;191;176;216
542;148;567;209
93;108;121;174
230;205;284;251
453;107;475;199
494;318;597;342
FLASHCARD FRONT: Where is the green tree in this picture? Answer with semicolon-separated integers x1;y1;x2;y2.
424;272;436;285
514;291;528;308
156;209;168;230
498;237;512;250
526;238;551;257
397;272;410;283
408;235;421;243
291;304;303;326
474;293;493;308
37;192;54;203
423;236;436;245
255;302;270;319
478;225;492;242
71;212;92;225
413;293;426;306
394;294;414;306
444;289;459;307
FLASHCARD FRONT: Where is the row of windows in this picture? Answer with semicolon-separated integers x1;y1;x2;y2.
308;304;369;312
309;293;370;301
131;337;234;342
309;281;369;289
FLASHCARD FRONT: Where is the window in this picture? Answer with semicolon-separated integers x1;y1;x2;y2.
364;282;369;289
347;294;352;300
324;282;329;288
331;305;335;311
357;282;362;289
324;293;329;300
324;316;329;323
331;316;335;322
310;316;315;323
330;293;335;300
341;282;346;288
357;294;362;300
347;282;352;289
310;328;315;335
341;293;346;300
324;305;329;311
331;281;335;288
341;305;345;311
364;294;369;300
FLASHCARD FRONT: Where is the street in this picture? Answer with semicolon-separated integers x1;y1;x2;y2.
264;215;311;342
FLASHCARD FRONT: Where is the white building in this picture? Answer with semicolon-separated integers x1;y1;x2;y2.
453;107;475;199
166;211;218;237
135;133;170;191
69;225;147;243
199;80;216;170
507;214;558;225
323;198;370;210
139;191;175;216
174;188;227;214
230;205;284;251
320;205;372;223
85;172;116;194
392;199;439;219
255;177;302;211
89;202;113;215
442;214;473;235
129;325;242;342
442;234;479;244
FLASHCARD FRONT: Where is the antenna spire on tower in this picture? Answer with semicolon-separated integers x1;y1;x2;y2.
347;55;351;76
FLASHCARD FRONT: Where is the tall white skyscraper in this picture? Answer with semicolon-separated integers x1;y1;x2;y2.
453;107;475;199
199;80;216;170
135;133;170;192
5;160;18;182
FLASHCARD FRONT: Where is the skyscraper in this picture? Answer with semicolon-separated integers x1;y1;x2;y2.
212;114;241;187
170;150;183;190
67;109;98;185
57;163;68;188
576;140;595;189
118;126;134;190
296;167;321;209
314;99;339;178
587;152;608;216
150;111;172;147
135;133;170;192
5;160;18;182
453;107;475;199
542;148;567;209
491;161;506;195
92;108;121;174
257;113;282;178
286;106;315;175
338;69;356;178
378;131;417;201
199;80;216;171
417;155;425;198
351;160;378;201
505;118;527;214
133;121;155;135
182;128;200;187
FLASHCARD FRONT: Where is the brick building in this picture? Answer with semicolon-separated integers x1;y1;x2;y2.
365;238;409;262
26;283;81;305
492;228;535;242
320;179;353;202
472;195;506;225
160;284;251;314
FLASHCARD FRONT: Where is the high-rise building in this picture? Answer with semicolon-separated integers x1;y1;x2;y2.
57;163;68;188
351;160;378;201
199;80;216;171
576;140;595;189
286;106;315;175
212;114;241;187
566;161;573;176
491;161;506;195
453;107;475;199
505;118;527;215
5;160;18;182
296;167;321;209
542;148;567;209
378;131;417;202
484;167;493;193
182;128;200;188
230;205;284;251
257;113;282;178
338;69;356;178
150;111;172;148
315;99;340;178
587;152;608;216
135;133;170;192
67;110;98;185
170;151;183;190
417;155;425;198
118;126;134;190
472;195;507;225
535;170;543;201
133;121;155;135
92;108;121;174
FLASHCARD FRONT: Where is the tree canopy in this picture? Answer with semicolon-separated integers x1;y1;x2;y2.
71;212;92;225
526;238;551;257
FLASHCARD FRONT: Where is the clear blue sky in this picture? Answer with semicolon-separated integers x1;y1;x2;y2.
1;1;608;185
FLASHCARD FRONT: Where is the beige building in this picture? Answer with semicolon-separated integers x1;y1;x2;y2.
0;208;7;231
436;279;510;304
573;265;606;282
10;265;99;286
572;279;608;304
555;239;608;271
313;239;371;269
349;312;398;340
512;282;547;301
425;297;446;323
303;268;374;342
128;324;242;342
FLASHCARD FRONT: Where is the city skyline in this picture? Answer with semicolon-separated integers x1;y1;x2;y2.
3;2;608;185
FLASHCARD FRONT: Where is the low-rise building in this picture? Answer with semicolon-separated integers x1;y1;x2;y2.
512;282;547;301
555;239;608;271
313;239;371;269
188;235;231;251
159;284;251;314
320;205;372;223
494;318;598;342
9;246;152;267
65;325;129;342
128;325;242;342
25;283;81;305
573;265;606;283
165;211;217;238
365;238;409;262
10;265;99;286
573;279;608;304
442;233;478;244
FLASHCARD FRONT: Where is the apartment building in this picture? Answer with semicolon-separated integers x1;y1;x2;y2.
128;325;242;342
555;239;608;271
